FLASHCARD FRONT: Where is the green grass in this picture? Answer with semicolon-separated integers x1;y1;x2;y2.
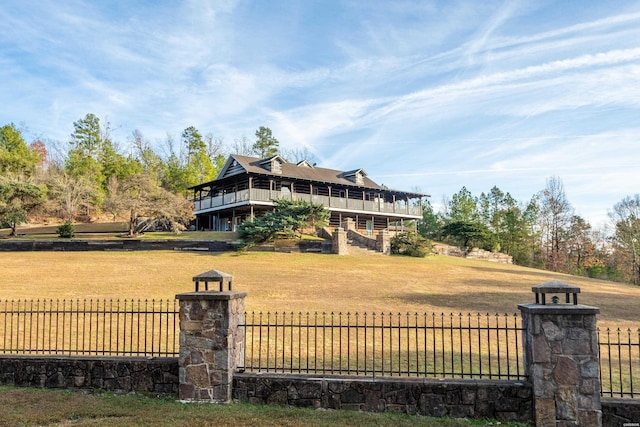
0;387;527;427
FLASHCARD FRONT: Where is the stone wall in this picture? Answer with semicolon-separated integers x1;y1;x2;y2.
0;356;178;395
433;244;513;264
0;356;637;423
249;239;331;254
233;373;533;422
602;398;640;426
0;239;232;252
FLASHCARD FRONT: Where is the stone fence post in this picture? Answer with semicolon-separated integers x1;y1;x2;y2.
519;281;601;427
176;270;246;403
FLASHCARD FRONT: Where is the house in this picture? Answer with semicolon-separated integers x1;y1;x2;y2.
189;154;427;235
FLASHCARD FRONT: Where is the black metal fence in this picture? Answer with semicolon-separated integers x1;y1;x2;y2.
599;327;640;398
0;300;638;397
241;311;526;380
0;299;179;357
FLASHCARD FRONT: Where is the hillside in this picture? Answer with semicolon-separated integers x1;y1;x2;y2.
1;251;637;330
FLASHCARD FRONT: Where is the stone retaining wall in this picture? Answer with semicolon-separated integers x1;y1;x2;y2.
248;239;331;254
232;373;533;422
0;356;178;395
602;398;640;425
0;356;637;423
433;244;513;264
0;239;231;252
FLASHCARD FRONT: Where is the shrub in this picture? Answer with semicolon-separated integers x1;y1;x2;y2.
238;199;329;247
390;232;432;257
56;221;75;238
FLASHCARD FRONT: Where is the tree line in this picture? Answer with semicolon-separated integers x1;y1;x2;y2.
0;114;286;236
418;178;640;286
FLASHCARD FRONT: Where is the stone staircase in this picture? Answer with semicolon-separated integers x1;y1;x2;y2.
346;237;381;255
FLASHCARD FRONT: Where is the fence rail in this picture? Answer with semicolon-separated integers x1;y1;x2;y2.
599;327;640;398
241;311;526;380
0;300;638;397
0;299;179;357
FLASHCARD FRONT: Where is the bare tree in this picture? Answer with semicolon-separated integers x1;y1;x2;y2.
47;170;97;221
115;173;194;236
231;135;255;156
537;176;573;271
280;147;318;165
609;194;640;285
204;133;226;158
103;176;125;222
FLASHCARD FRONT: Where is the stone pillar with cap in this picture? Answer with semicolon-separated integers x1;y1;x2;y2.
176;270;246;403
519;280;601;427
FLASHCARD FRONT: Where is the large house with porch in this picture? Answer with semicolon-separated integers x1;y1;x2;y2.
189;154;427;235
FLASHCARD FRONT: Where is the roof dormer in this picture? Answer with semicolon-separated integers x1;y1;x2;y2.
343;169;366;185
258;155;286;174
296;160;315;168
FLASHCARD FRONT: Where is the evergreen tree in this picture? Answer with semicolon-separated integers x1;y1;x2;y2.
253;126;279;158
0;123;41;176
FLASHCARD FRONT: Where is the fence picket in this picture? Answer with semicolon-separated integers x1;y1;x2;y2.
0;300;638;397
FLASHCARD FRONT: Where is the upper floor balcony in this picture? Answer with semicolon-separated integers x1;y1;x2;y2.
193;188;423;218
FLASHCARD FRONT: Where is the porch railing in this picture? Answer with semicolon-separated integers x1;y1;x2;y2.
193;189;422;217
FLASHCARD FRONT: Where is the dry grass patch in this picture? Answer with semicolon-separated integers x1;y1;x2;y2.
0;251;638;329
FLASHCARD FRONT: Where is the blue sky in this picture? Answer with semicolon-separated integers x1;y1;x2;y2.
2;1;640;227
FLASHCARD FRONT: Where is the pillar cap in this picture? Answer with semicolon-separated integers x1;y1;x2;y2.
518;303;599;315
193;269;233;282
532;280;580;294
176;291;247;301
531;280;581;305
192;269;233;292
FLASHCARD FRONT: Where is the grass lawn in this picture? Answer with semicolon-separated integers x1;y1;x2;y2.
0;251;638;329
0;251;636;424
0;387;527;427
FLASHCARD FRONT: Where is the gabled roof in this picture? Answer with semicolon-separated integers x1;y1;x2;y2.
212;154;383;190
191;154;428;198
